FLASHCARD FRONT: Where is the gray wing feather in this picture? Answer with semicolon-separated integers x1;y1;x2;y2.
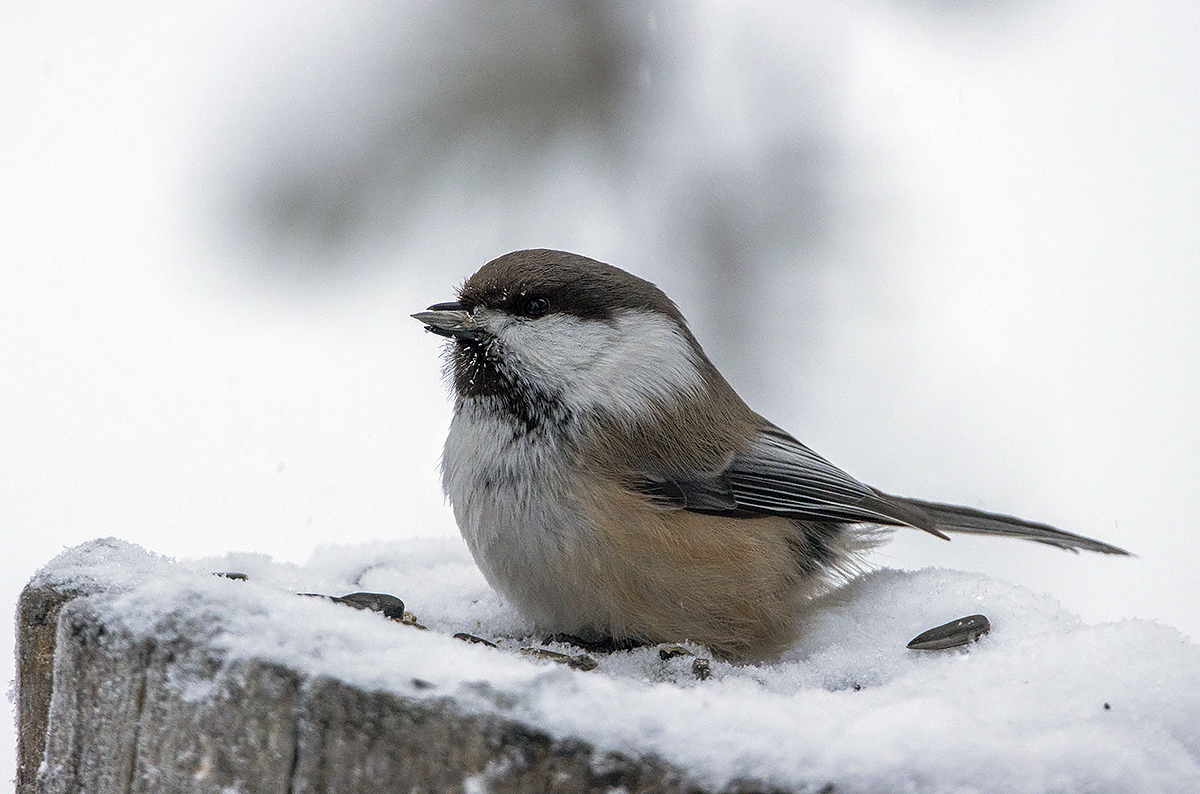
723;426;945;534
632;425;1130;555
635;425;942;533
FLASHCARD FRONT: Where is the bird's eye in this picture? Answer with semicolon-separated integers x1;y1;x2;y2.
520;296;549;319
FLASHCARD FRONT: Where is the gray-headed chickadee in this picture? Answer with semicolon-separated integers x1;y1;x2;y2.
414;249;1128;659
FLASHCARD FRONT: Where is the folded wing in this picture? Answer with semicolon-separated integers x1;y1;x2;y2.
633;425;1129;555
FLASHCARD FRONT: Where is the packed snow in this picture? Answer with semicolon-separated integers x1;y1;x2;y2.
32;537;1200;793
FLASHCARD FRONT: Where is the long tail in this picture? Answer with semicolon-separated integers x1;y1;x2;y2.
884;494;1131;555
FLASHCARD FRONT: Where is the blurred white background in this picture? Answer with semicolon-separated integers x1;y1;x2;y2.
3;0;1198;784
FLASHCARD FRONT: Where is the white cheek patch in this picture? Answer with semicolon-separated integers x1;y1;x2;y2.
490;309;707;418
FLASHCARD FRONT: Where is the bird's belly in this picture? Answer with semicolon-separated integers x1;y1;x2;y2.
442;408;603;632
441;406;829;658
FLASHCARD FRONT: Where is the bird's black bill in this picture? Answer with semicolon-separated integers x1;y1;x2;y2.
412;302;485;342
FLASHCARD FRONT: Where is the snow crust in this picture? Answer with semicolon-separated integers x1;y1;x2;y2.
33;538;1200;793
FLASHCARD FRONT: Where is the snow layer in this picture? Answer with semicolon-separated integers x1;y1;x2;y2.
33;538;1200;793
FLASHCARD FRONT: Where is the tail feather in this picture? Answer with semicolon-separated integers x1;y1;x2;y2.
886;494;1131;556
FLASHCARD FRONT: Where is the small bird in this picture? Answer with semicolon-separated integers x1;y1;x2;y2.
414;249;1128;659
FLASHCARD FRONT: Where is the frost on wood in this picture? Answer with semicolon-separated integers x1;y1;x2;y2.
15;538;1200;794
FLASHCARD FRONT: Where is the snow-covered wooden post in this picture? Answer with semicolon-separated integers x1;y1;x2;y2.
15;538;1200;793
14;541;742;794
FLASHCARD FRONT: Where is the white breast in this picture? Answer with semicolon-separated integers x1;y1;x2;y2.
441;399;599;631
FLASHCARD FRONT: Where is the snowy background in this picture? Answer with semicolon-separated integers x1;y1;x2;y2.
3;0;1199;787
